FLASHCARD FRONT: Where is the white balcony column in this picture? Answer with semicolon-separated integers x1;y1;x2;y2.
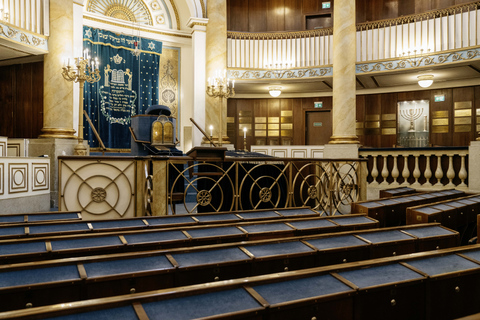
434;155;444;187
188;18;208;147
329;0;358;145
205;0;229;145
402;155;411;185
424;154;433;187
468;141;480;192
39;0;76;139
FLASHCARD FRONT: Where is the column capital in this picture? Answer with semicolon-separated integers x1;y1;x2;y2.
187;17;209;32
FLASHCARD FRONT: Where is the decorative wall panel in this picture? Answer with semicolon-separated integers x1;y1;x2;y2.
9;163;28;194
59;158;137;219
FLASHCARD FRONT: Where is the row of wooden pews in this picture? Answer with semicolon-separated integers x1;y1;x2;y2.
0;244;479;320
0;207;370;240
0;197;475;319
0;223;460;312
0;213;379;264
352;189;466;227
0;211;82;224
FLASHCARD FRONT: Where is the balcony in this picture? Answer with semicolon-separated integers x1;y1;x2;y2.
228;2;480;96
0;0;49;61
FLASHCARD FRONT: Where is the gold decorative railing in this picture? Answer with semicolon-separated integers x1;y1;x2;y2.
164;157;367;215
227;1;480;70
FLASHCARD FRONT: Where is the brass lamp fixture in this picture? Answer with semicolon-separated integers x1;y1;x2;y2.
61;49;101;155
206;69;235;146
417;75;434;88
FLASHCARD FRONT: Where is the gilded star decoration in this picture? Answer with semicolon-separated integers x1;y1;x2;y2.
84;29;92;38
148;42;155;50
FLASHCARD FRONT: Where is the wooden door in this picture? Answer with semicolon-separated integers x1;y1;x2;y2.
305;111;332;145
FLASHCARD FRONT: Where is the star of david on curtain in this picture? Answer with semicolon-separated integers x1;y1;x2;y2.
83;26;162;149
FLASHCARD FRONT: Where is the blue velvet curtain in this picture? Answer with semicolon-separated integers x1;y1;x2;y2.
83;26;162;149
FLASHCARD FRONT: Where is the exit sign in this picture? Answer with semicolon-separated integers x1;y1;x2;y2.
322;2;331;9
314;101;323;108
434;95;445;102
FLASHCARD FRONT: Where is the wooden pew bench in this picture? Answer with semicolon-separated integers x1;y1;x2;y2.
0;207;323;240
379;186;416;198
0;211;82;225
352;189;467;227
406;194;480;244
1;244;479;320
0;214;379;264
0;214;378;264
0;223;458;312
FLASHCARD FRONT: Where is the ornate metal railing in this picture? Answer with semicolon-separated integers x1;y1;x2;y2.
165;157;367;215
227;1;480;73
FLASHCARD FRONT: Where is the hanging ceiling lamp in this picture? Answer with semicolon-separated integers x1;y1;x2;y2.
269;86;282;97
417;75;434;88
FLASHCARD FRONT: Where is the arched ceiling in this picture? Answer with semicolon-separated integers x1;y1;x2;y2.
84;0;205;30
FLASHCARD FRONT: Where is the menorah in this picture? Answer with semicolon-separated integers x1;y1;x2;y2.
206;69;235;146
62;52;101;155
400;108;423;132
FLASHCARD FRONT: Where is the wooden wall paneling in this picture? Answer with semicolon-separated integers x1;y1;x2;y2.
0;66;14;137
248;0;267;32
284;0;303;31
475;86;480;141
228;0;249;32
431;0;457;10
267;98;281;144
429;89;452;146
364;0;380;22
414;0;432;14
238;99;255;149
356;0;366;23
356;95;366;147
227;99;238;149
398;0;421;16
15;64;32;138
292;98;303;145
302;0;319;15
452;87;474;146
33;62;44;138
266;0;285;32
364;94;382;148
280;99;293;145
380;93;397;148
255;99;268;145
380;0;399;20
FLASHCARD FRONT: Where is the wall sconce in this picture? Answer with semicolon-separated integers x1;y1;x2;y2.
417;75;434;88
269;86;282;97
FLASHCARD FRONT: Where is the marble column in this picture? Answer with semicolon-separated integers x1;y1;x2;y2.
329;0;359;146
187;17;208;147
205;0;229;145
39;0;76;139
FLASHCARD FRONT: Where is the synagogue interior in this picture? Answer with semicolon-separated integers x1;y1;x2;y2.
1;0;480;319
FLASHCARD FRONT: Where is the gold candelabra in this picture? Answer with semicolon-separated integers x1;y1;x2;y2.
62;52;101;155
206;69;235;146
